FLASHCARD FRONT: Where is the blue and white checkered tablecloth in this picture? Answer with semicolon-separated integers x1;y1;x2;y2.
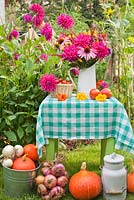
36;95;134;157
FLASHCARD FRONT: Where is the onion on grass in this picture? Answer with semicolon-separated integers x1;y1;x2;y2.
57;176;68;187
49;186;65;200
44;174;57;189
37;184;47;195
35;175;45;185
41;167;51;176
51;163;65;177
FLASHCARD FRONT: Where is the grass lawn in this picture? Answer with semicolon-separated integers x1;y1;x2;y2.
0;141;134;199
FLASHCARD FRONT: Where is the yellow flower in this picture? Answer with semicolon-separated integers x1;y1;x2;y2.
95;93;107;102
76;92;87;100
107;8;114;16
128;36;134;43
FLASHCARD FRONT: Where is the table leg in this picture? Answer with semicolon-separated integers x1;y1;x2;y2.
100;137;115;166
46;139;58;160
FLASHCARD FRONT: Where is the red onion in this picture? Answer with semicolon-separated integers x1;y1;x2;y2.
35;175;45;185
42;161;53;168
64;170;69;178
44;174;57;189
51;163;65;177
57;176;68;187
49;186;64;199
41;167;51;176
37;184;47;195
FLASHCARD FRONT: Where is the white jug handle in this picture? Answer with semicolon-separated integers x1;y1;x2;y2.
68;68;77;89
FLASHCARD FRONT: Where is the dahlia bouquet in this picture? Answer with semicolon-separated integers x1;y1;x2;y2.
20;3;111;93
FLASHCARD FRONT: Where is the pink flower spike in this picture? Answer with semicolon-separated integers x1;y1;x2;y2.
40;23;53;41
8;30;19;41
57;14;74;29
39;74;57;92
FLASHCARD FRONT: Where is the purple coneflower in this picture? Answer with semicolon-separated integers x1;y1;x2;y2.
78;46;97;61
39;74;57;92
62;44;78;62
57;14;74;29
8;30;19;40
23;14;32;23
40;23;53;41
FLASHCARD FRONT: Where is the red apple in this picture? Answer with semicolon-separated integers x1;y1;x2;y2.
89;88;100;100
101;88;112;98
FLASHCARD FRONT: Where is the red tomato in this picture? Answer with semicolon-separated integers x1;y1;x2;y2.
101;88;112;98
89;89;100;100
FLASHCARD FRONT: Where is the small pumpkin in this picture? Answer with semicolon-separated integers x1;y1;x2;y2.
127;158;134;192
12;154;36;170
69;162;101;200
23;144;38;161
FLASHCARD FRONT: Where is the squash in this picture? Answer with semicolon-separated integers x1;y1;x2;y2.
127;158;134;192
23;144;38;161
69;162;101;200
12;154;36;170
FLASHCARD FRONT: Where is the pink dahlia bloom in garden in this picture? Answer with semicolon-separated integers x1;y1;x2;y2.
62;44;78;62
8;30;19;40
14;53;20;60
71;67;80;76
57;14;74;29
40;23;53;41
23;14;32;23
39;74;57;92
29;3;45;27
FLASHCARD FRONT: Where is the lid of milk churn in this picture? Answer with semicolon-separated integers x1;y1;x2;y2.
104;152;124;164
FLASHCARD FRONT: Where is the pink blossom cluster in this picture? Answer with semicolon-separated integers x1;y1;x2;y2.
61;33;110;64
39;74;57;92
23;3;45;27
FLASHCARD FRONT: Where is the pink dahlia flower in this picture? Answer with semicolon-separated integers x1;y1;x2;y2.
14;53;20;60
8;30;19;40
23;14;32;23
57;14;74;29
39;74;57;92
62;44;78;62
73;34;91;48
40;23;53;41
30;3;45;27
92;42;110;60
101;81;109;88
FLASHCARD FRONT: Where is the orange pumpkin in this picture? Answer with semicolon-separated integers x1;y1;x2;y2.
12;154;36;170
69;162;101;200
127;158;134;192
24;144;38;161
